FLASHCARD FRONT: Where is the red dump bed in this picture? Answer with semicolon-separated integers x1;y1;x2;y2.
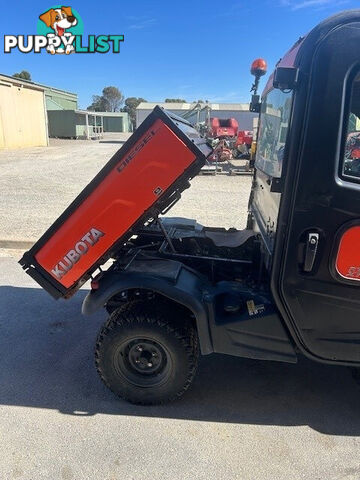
20;107;212;299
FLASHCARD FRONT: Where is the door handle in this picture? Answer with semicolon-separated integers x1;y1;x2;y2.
303;232;319;272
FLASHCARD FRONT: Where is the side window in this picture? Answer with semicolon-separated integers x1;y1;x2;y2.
255;89;293;178
342;72;360;180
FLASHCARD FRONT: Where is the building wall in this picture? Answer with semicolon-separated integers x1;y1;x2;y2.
0;106;4;148
136;109;157;127
136;108;257;131
103;113;130;132
75;113;90;138
121;113;130;132
103;116;123;132
0;81;48;149
47;110;76;138
48;110;131;138
45;90;77;110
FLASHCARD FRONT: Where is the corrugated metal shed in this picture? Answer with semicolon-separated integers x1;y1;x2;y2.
0;75;48;149
136;102;257;130
100;111;130;133
0;73;78;111
137;102;251;111
44;86;77;110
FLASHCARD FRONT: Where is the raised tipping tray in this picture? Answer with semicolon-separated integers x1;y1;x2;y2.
19;106;212;299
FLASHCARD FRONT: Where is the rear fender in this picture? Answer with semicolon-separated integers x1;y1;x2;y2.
82;261;213;355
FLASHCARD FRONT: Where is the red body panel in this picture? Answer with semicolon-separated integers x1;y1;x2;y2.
336;226;360;281
236;130;253;147
35;118;196;289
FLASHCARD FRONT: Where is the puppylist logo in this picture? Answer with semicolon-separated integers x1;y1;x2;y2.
4;6;124;55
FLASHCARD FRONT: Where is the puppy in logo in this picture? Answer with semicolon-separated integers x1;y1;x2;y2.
39;6;77;54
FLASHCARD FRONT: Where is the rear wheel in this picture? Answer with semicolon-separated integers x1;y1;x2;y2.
95;301;199;405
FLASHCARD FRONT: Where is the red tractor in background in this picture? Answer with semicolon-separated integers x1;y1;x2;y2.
207;127;254;167
207;120;255;165
200;58;266;172
210;117;239;138
207;118;239;163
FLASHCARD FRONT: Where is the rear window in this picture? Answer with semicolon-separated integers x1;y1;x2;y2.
342;72;360;181
256;88;293;178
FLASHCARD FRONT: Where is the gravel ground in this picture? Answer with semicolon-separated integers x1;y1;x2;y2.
0;138;251;243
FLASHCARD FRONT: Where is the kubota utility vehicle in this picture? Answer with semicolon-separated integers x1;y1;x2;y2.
20;10;360;405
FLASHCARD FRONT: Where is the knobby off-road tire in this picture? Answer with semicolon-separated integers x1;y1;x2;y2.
95;301;199;405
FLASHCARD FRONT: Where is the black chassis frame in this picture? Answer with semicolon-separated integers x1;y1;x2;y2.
19;106;211;299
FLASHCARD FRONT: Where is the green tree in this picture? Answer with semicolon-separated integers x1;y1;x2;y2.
122;97;147;127
164;98;186;103
87;86;124;112
13;70;31;81
87;95;110;112
102;86;124;112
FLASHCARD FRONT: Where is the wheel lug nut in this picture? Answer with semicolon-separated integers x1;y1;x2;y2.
152;353;157;357
135;359;140;364
136;346;143;352
147;362;153;367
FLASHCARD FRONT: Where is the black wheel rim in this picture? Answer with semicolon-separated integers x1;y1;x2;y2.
113;337;172;388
